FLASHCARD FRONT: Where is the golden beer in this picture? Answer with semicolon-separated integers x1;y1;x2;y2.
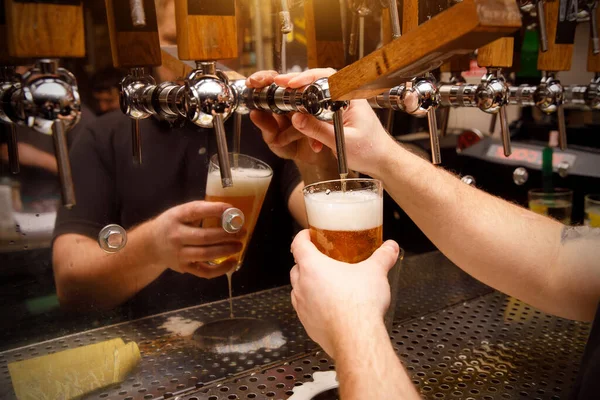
203;155;272;268
304;181;384;263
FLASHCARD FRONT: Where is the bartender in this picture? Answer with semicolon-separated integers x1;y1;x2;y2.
257;68;600;400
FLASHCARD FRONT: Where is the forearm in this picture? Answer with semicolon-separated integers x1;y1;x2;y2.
37;151;58;174
334;317;420;400
376;137;599;320
53;221;166;310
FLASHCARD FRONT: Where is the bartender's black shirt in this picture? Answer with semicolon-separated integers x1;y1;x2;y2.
53;111;301;317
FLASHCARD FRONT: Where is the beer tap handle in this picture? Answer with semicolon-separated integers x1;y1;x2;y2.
131;119;142;165
349;10;359;58
427;108;442;164
279;0;293;73
440;107;450;137
498;105;512;156
489;113;497;134
213;113;233;187
388;0;401;39
332;108;349;178
6;124;19;174
233;112;242;156
129;0;147;27
537;0;549;52
556;103;568;150
52;119;76;208
590;1;600;55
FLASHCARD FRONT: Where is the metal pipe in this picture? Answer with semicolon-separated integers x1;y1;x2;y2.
252;0;265;70
427;109;442;164
233;112;242;168
590;1;600;54
349;12;359;58
488;113;497;135
6;124;19;174
388;0;401;39
556;104;568;150
52;119;76;208
129;0;147;27
333;108;349;178
359;15;365;59
537;0;548;52
440;107;450;137
131;119;142;165
213;114;233;187
498;106;512;156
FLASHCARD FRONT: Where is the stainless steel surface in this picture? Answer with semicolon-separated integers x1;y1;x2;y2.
499;105;512;157
221;208;245;234
388;0;402;39
129;0;147;27
477;69;509;114
187;292;590;400
461;175;476;186
440;107;450;137
185;67;235;129
556;104;568;150
513;167;529;185
537;0;549;52
332;108;348;178
98;224;128;253
590;1;599;54
213;114;233;188
52;119;76;208
534;73;564;114
132;119;143;165
0;251;492;399
508;84;536;107
427;108;441;164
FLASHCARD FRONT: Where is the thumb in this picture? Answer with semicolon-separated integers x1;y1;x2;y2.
291;113;336;151
364;240;400;273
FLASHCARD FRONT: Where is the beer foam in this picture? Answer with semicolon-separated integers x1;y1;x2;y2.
305;190;383;231
206;167;272;196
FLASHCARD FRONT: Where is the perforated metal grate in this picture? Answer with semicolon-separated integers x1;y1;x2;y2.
0;251;492;399
185;292;590;400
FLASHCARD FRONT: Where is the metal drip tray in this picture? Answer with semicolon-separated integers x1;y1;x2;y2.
0;251;495;399
186;292;590;400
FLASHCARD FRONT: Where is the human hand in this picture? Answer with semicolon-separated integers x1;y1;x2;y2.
150;201;244;279
290;229;399;357
1;142;57;172
246;70;335;167
274;69;398;178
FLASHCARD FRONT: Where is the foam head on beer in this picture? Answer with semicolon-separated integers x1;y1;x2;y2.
304;189;383;264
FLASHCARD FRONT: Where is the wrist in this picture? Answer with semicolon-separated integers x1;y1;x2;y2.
330;312;387;358
295;154;340;185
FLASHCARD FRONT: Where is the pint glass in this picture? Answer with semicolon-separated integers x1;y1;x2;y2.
303;179;383;263
203;153;273;269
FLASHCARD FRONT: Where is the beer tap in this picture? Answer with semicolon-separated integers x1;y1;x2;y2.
174;0;239;188
438;55;470;137
534;0;575;150
233;78;349;177
0;66;21;174
380;0;401;41
105;0;163;164
367;75;442;164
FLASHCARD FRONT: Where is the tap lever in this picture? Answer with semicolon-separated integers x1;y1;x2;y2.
332;107;349;178
427;108;442;164
52;119;76;208
537;0;549;52
129;0;147;27
556;104;568;150
131;119;142;165
498;105;512;156
213;114;233;188
388;0;401;39
6;124;19;174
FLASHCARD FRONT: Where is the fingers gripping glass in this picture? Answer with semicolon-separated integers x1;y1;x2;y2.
202;153;273;270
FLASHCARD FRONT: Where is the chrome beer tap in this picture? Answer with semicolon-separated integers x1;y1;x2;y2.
0;59;81;207
185;62;236;187
563;74;600;110
477;69;512;156
534;72;567;150
233;77;349;177
368;75;441;164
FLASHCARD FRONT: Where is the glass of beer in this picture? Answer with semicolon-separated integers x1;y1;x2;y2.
585;194;600;228
528;188;573;225
203;153;273;270
303;179;383;263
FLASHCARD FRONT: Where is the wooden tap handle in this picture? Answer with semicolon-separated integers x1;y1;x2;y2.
4;0;84;58
440;54;472;73
328;0;521;100
305;0;346;69
537;0;574;71
105;0;161;68
477;37;514;68
588;3;600;72
174;0;238;61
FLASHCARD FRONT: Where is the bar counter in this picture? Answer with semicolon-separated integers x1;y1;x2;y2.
0;252;589;399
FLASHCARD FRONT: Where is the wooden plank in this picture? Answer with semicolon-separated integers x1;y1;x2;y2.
175;0;238;61
105;0;161;68
440;54;472;73
305;0;346;69
402;0;419;33
5;0;84;58
477;37;514;67
588;5;600;72
329;0;521;100
537;0;573;71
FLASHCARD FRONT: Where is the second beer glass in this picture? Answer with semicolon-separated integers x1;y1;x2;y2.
303;179;383;263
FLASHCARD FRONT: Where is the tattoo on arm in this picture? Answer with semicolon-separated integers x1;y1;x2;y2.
560;226;600;245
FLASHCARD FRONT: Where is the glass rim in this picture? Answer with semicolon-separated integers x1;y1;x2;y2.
528;188;573;196
209;152;273;178
302;178;382;194
585;194;600;204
